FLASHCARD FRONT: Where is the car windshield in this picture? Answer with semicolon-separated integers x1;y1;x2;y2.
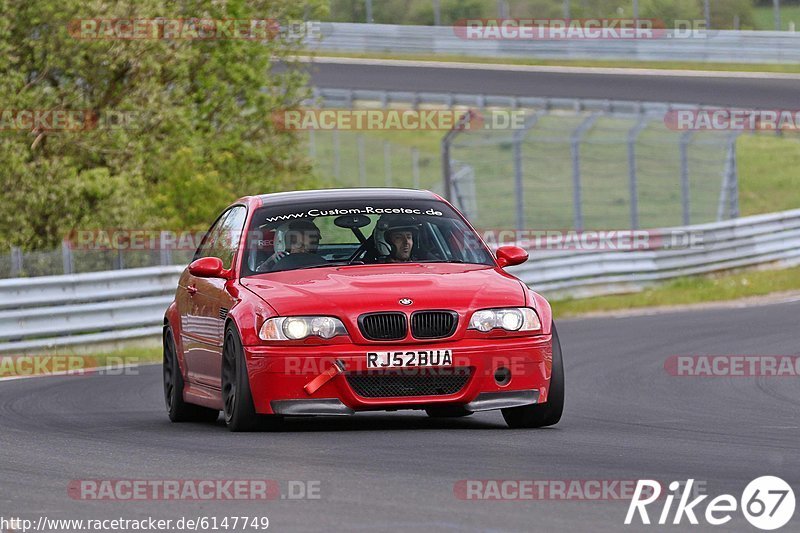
240;198;494;276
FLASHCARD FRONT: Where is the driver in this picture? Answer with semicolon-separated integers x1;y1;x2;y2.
257;219;321;271
374;215;420;263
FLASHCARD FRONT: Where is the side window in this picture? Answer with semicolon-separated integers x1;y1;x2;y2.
193;206;247;269
194;211;232;263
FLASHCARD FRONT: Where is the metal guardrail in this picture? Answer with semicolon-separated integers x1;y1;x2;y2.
308;23;800;64
0;266;182;352
1;209;799;352
508;208;800;297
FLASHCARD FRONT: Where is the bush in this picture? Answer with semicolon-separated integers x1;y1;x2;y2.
0;0;325;250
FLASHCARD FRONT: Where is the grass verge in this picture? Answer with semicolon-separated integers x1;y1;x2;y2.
551;264;800;318
0;344;161;379
313;50;800;74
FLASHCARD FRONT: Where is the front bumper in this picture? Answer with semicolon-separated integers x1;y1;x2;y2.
244;335;553;415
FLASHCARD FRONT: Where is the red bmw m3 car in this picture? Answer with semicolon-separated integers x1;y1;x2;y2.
163;188;564;431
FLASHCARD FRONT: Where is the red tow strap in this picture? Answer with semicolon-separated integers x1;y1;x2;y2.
303;360;346;395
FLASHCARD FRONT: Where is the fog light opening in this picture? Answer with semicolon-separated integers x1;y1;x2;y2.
494;367;511;386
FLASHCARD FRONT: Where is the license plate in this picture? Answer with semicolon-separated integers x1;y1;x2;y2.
366;349;453;368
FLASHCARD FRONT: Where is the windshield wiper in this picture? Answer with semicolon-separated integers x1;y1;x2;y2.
293;261;364;271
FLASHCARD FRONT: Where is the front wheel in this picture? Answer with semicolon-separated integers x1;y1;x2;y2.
222;324;283;432
502;323;564;429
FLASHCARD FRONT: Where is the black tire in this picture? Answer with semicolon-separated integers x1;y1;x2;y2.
425;405;473;418
502;323;564;429
163;326;219;423
222;324;283;432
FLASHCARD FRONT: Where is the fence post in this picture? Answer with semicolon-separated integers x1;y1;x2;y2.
440;110;479;203
333;128;341;181
384;141;392;186
61;240;73;275
160;230;173;266
308;129;316;161
411;147;420;189
358;135;366;186
627;116;649;230
718;133;740;221
774;0;782;31
10;246;22;277
570;113;600;230
679;131;693;225
512;135;525;231
729;135;740;218
509;111;544;231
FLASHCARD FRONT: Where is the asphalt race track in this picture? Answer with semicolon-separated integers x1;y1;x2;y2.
306;59;800;108
1;299;798;532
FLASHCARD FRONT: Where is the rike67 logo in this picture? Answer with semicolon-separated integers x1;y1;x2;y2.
626;477;795;530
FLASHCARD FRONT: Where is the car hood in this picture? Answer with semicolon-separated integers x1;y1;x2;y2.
240;263;526;316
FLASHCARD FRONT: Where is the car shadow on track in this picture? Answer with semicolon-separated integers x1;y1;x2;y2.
154;412;562;433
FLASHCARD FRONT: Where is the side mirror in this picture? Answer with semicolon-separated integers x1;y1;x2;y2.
495;246;528;268
188;257;227;278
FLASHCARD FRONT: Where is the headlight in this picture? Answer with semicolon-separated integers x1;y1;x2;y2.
468;307;541;333
259;316;347;341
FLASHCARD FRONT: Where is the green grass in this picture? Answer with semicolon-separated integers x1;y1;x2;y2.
0;345;161;379
753;5;800;31
552;264;800;317
737;133;800;216
313;50;800;74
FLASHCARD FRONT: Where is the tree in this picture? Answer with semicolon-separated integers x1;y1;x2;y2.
0;0;325;250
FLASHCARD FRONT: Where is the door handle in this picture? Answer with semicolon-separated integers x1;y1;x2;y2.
186;285;198;296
